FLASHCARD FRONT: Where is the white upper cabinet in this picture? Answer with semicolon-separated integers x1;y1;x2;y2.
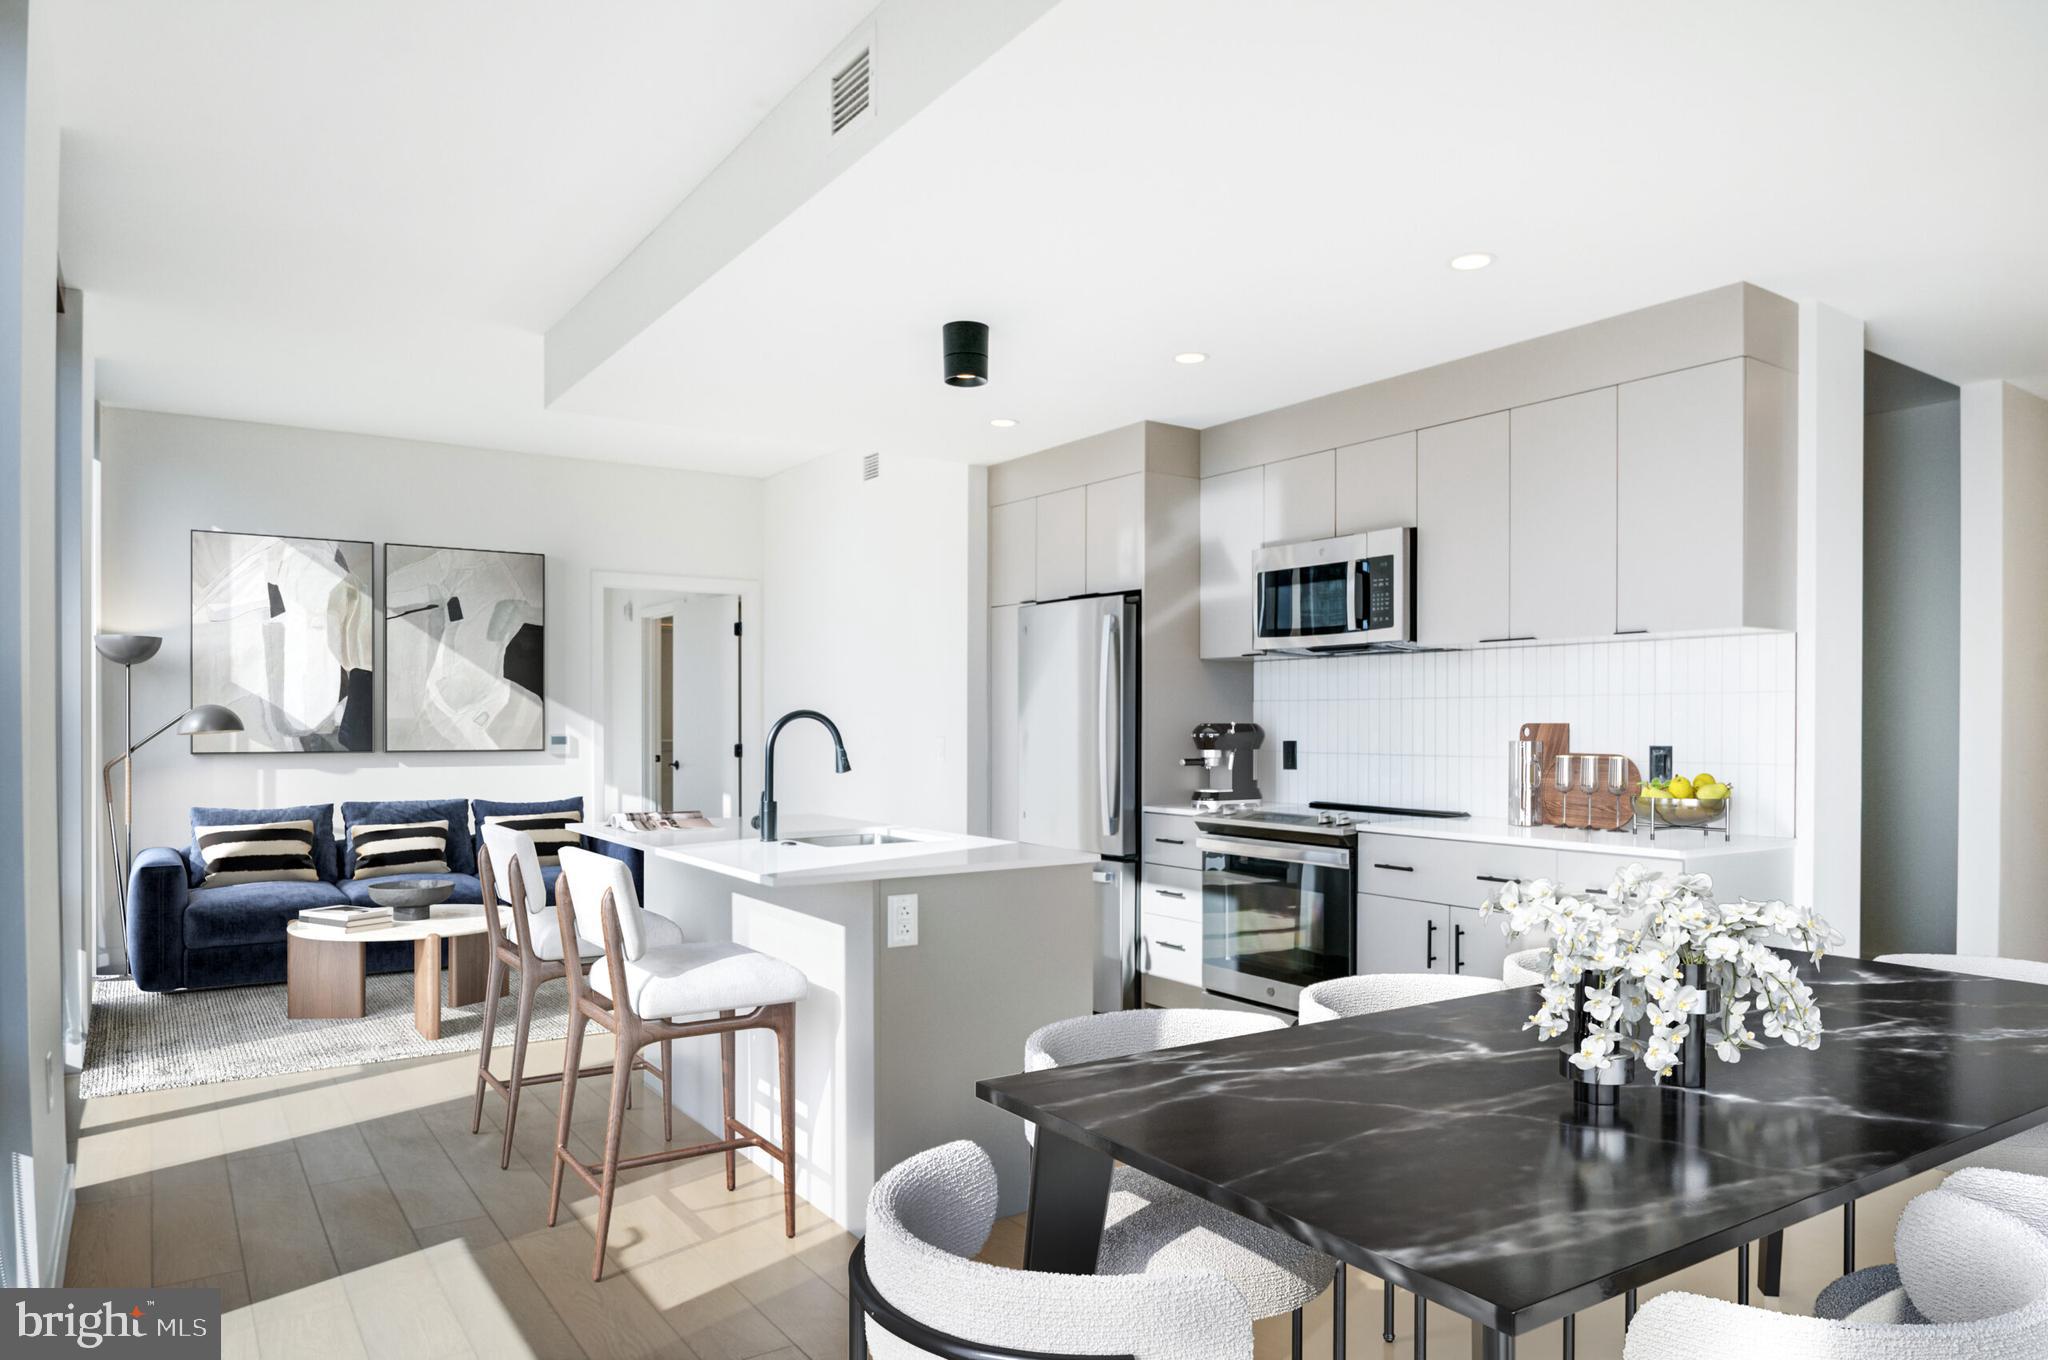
1034;485;1087;602
1261;449;1336;545
1510;388;1618;641
1199;465;1264;658
1617;357;1793;634
1417;412;1511;646
989;498;1037;606
1085;472;1145;595
1334;431;1417;534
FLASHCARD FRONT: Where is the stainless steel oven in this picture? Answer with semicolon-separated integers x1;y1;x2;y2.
1252;526;1416;654
1195;809;1358;1012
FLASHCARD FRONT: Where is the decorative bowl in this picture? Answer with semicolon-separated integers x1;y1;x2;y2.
1633;795;1730;827
366;878;454;920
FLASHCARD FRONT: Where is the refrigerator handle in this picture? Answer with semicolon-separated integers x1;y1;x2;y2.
1097;611;1120;840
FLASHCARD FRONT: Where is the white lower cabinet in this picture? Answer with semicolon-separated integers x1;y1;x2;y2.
1449;904;1508;981
1139;912;1201;986
1357;893;1449;974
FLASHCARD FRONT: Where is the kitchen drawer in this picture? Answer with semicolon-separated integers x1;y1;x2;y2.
1140;913;1202;986
1359;833;1556;906
1554;850;1623;901
1141;864;1202;924
1142;813;1201;871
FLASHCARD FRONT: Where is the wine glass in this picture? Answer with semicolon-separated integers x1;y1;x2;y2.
1554;754;1575;826
1576;757;1599;829
1605;756;1629;828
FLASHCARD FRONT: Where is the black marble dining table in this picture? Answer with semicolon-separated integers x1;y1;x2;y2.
976;957;2048;1358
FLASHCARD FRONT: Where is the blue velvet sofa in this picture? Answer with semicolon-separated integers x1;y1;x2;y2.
126;796;642;993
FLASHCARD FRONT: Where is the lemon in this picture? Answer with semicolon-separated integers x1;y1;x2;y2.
1696;781;1729;800
1667;776;1695;799
1691;771;1717;790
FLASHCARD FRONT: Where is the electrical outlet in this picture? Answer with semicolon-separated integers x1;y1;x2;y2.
887;893;919;948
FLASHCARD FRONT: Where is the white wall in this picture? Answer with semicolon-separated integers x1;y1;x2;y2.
1254;634;1797;838
97;408;764;855
1794;302;1865;954
762;451;984;831
1957;381;2048;959
0;0;65;1288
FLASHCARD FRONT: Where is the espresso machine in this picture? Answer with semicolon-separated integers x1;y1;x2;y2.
1182;721;1263;810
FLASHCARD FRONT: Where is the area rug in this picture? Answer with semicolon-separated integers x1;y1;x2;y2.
81;974;572;1098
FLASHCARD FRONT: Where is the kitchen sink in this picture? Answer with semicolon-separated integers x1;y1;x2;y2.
781;832;916;848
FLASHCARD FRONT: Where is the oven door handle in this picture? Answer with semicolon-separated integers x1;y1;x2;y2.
1197;834;1352;869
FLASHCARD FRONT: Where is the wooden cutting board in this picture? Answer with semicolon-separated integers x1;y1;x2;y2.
1539;752;1643;830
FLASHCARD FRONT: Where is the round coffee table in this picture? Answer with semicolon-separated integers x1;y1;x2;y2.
285;902;503;1039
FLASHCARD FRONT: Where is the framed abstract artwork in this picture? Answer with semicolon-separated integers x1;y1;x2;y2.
383;542;545;752
190;530;375;753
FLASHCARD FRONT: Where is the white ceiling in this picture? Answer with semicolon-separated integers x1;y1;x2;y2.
53;0;878;469
59;0;2048;477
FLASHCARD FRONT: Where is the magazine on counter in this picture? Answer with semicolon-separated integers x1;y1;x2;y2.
609;810;716;831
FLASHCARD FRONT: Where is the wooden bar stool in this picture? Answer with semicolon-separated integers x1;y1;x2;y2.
547;845;808;1282
471;825;675;1168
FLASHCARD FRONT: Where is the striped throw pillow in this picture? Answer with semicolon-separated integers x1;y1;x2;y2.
194;819;319;887
482;812;579;867
349;819;451;880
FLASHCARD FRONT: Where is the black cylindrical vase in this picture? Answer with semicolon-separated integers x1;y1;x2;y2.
1565;976;1634;1104
942;320;989;387
1671;961;1716;1090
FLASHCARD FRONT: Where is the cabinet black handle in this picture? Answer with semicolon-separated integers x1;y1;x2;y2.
1478;635;1537;644
1583;887;1607;896
1154;837;1186;845
1155;889;1186;899
1615;627;1649;636
1156;940;1186;952
1475;874;1514;884
1374;863;1414;872
1425;919;1439;969
1454;923;1467;973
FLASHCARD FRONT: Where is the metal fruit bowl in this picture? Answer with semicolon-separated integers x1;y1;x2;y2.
1633;794;1729;827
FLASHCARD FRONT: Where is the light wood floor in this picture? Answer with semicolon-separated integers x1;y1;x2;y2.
68;1036;1939;1359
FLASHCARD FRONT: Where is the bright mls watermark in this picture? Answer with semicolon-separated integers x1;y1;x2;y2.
5;1289;220;1357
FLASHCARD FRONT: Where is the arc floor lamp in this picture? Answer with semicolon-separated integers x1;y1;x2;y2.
95;633;243;947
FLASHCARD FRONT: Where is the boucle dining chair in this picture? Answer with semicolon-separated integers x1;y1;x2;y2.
547;846;809;1281
1502;948;1548;988
470;824;677;1168
1025;1010;1344;1360
1623;1181;2048;1359
851;1139;1255;1360
1295;972;1509;1354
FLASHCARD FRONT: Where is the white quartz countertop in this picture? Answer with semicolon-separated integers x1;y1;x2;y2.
1359;815;1792;861
570;816;1098;887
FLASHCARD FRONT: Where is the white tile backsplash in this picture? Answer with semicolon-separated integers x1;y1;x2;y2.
1252;632;1797;838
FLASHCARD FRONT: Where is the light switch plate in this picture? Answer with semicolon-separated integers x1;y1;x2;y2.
887;893;919;948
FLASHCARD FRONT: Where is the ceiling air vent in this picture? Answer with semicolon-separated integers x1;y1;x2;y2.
830;47;872;136
862;453;881;482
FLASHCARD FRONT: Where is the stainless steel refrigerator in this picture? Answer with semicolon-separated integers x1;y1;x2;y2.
1017;592;1140;1011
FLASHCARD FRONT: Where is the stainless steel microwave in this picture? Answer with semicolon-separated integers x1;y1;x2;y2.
1251;527;1416;654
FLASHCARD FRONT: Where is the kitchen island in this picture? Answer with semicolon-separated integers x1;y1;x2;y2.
570;816;1096;1231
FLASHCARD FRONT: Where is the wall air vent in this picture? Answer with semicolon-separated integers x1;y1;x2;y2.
862;452;881;481
830;47;872;136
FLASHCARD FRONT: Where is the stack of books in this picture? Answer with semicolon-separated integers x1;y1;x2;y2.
296;904;394;934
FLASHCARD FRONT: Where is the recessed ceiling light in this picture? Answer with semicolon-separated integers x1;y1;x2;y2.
990;418;1017;428
1174;352;1208;365
1449;252;1494;271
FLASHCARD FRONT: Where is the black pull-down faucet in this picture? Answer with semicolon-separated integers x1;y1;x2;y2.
757;709;851;842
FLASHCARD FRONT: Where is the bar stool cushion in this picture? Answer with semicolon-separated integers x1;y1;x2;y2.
587;939;807;1019
482;824;611;961
1503;948;1550;988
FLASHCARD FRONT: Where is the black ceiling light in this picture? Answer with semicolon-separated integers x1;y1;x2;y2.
943;320;989;387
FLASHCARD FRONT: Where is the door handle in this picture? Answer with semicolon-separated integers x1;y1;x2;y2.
1425;919;1439;969
1097;612;1121;839
1454;923;1467;973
